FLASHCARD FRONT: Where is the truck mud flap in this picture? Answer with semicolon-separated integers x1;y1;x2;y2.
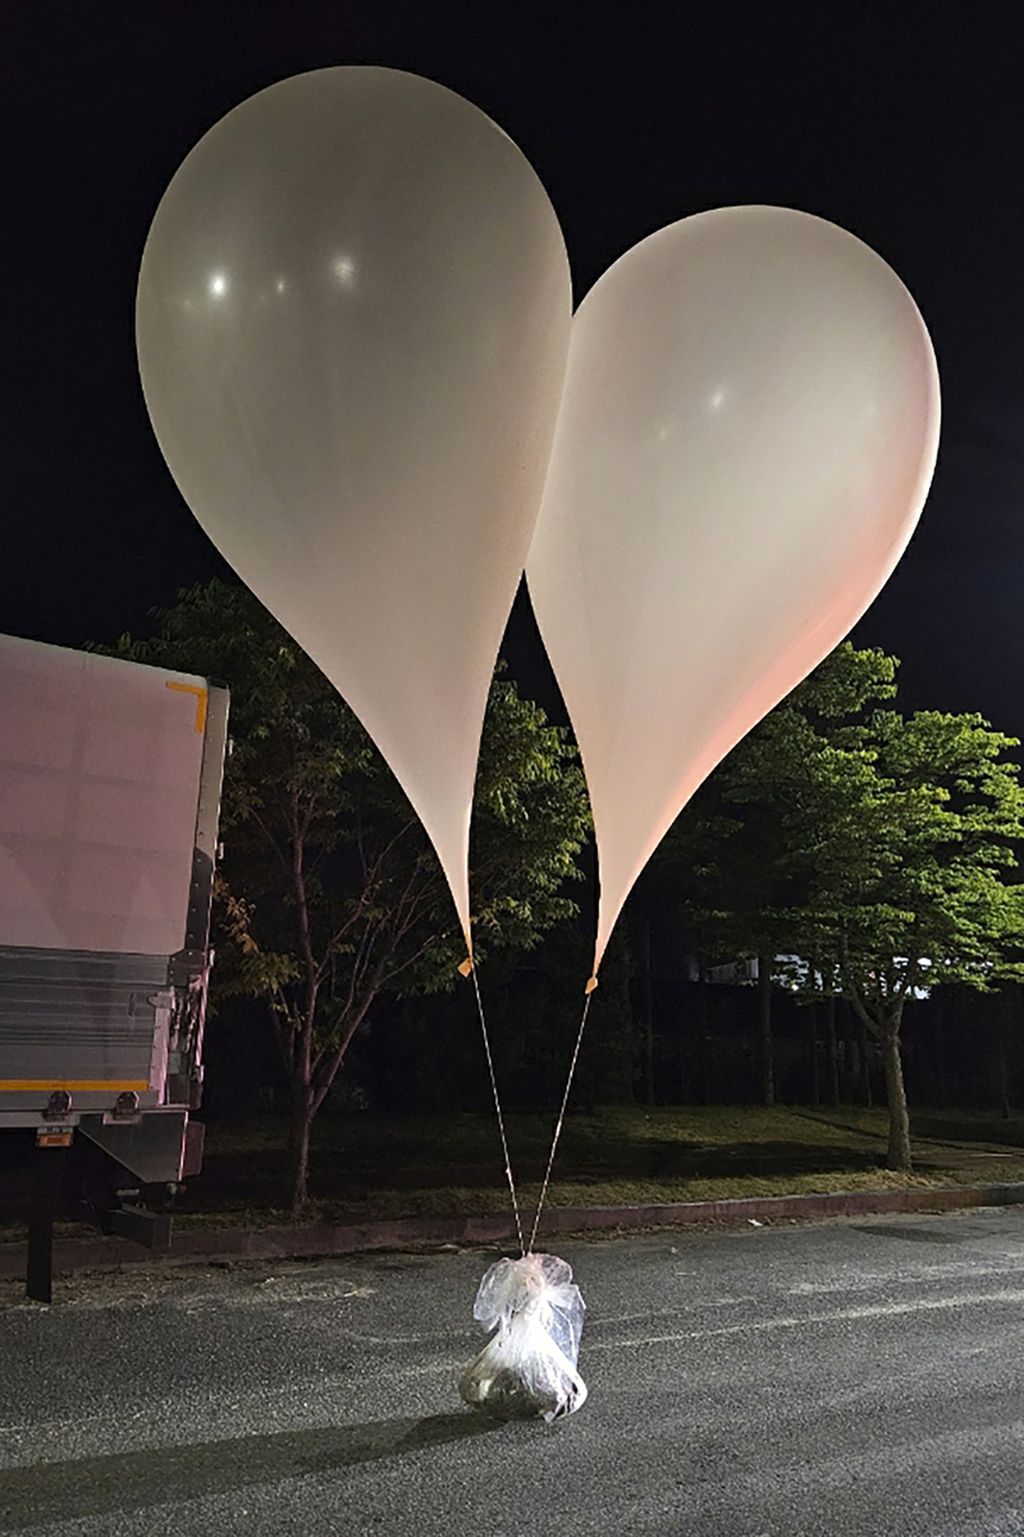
77;1110;187;1185
182;1119;205;1178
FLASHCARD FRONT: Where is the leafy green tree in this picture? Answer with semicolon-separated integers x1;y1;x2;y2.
103;580;591;1212
690;819;793;1106
655;758;804;1105
718;644;1024;1168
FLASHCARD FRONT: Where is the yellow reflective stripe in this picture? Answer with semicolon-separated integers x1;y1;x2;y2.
165;680;208;733
0;1080;150;1092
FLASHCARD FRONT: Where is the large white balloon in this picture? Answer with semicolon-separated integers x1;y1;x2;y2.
137;67;571;949
527;206;940;979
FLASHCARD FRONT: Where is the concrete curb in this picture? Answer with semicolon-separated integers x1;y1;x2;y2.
2;1181;1023;1279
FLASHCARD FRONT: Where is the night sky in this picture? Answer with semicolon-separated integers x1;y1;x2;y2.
6;2;1023;736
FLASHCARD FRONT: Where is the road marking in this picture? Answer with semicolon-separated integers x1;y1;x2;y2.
787;1258;1024;1295
587;1287;1024;1351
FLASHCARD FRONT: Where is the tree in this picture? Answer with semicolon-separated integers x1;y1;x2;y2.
720;644;1024;1169
656;762;796;1106
102;580;591;1212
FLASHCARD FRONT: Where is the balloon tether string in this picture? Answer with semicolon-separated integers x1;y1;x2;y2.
469;963;525;1257
528;988;594;1254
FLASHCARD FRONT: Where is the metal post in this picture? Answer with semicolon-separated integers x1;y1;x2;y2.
27;1145;67;1304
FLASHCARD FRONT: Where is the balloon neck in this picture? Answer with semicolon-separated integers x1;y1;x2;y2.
585;975;599;995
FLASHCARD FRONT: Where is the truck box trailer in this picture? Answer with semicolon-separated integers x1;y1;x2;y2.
0;632;228;1292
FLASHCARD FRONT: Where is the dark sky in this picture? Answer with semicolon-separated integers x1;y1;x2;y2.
6;2;1024;734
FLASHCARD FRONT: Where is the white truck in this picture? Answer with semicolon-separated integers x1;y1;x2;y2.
0;632;228;1296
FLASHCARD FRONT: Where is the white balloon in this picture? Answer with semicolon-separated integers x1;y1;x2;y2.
526;206;940;979
137;67;571;949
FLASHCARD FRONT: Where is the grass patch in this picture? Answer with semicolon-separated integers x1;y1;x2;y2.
3;1105;1022;1240
177;1104;1024;1228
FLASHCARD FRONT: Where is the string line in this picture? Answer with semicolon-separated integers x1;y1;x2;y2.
528;991;593;1254
469;963;525;1257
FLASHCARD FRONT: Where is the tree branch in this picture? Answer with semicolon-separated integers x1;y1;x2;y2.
838;930;883;1039
314;818;422;978
247;805;292;877
310;975;382;1112
266;992;295;1078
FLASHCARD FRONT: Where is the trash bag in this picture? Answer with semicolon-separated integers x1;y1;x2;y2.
458;1252;587;1422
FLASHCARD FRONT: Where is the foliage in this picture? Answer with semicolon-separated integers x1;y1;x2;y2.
660;642;1024;1166
668;643;1024;1009
729;647;1024;1011
98;578;591;1206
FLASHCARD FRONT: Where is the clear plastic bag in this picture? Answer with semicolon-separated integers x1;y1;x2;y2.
458;1252;587;1422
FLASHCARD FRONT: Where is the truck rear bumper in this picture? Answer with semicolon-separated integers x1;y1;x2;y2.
0;1106;194;1184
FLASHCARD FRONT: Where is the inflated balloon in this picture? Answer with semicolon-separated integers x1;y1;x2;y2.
137;67;571;949
526;206;940;980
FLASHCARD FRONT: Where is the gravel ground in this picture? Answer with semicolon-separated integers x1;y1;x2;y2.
1;1209;1023;1536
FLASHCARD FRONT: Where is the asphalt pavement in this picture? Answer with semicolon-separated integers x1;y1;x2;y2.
1;1209;1023;1537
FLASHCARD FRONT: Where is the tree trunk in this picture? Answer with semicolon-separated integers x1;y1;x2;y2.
808;1005;820;1106
288;998;315;1215
642;918;655;1107
882;1013;912;1171
844;1000;859;1100
847;1031;859;1099
698;964;713;1105
289;821;319;1219
757;955;775;1107
859;1012;873;1108
997;996;1012;1119
679;1005;690;1104
825;995;840;1106
932;986;946;1106
288;1082;313;1215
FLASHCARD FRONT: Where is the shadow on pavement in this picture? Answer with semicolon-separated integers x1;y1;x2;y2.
0;1411;506;1530
850;1223;965;1245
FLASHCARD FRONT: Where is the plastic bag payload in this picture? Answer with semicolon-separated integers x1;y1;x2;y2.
458;1253;587;1421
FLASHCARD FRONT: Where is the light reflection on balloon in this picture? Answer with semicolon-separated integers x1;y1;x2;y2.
137;67;572;948
527;205;940;981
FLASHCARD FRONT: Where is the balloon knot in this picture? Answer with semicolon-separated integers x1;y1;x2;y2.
585;975;599;995
458;957;474;978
